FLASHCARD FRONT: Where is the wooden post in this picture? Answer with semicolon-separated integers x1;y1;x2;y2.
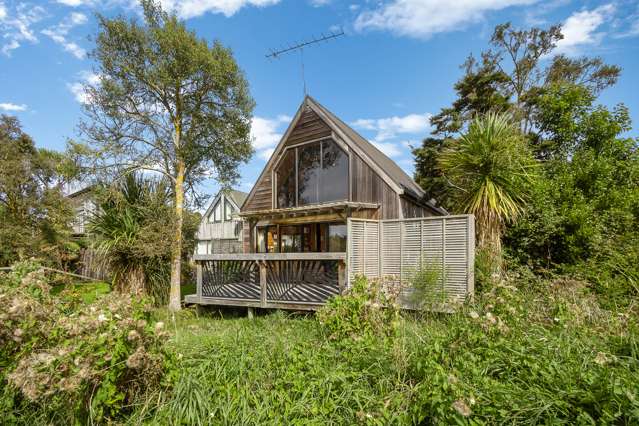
259;260;267;307
247;307;254;319
338;259;346;294
196;262;202;302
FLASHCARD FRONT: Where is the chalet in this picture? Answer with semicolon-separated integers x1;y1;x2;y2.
195;189;247;255
187;97;474;311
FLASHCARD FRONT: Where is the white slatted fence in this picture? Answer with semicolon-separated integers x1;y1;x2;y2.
347;215;475;304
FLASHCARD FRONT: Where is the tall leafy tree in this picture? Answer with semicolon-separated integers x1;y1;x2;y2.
76;0;254;310
430;23;620;136
438;113;537;267
0;115;75;266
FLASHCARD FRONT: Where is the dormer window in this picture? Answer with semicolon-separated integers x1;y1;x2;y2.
275;139;348;208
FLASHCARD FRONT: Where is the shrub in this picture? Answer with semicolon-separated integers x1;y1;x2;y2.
317;276;400;341
0;261;173;424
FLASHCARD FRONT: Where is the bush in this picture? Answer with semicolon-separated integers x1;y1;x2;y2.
0;261;173;424
317;276;400;341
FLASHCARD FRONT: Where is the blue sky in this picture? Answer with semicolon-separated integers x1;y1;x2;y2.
1;0;639;200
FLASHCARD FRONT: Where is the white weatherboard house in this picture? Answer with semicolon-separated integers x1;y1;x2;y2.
195;189;248;255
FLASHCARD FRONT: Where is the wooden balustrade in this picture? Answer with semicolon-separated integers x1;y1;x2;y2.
191;253;346;310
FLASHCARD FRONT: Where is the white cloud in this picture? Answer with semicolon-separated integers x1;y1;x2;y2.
352;112;432;142
354;0;537;39
310;0;331;7
259;148;275;161
251;115;289;150
0;102;27;111
158;0;280;19
555;4;616;55
0;3;46;56
56;0;87;5
42;12;88;59
67;70;100;103
371;141;402;157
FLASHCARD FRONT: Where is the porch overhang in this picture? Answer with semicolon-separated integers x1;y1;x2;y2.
238;201;378;221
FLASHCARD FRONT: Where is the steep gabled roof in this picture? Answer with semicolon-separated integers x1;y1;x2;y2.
307;96;426;199
241;96;444;213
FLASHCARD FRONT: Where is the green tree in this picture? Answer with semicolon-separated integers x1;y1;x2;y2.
438;113;537;266
412;137;454;210
76;0;254;310
506;83;639;290
90;174;198;304
0;115;75;266
431;23;620;136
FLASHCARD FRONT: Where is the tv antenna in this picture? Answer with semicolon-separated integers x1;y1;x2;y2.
266;28;345;96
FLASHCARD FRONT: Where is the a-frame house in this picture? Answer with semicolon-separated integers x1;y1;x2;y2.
238;96;446;254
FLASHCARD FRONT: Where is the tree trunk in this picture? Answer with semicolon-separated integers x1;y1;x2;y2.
168;160;185;311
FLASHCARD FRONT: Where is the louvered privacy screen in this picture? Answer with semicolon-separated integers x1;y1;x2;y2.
347;215;475;303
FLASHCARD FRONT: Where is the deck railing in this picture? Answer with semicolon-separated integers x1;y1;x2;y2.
191;253;346;310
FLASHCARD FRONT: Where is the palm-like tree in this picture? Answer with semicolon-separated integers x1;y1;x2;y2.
89;174;172;302
438;112;537;264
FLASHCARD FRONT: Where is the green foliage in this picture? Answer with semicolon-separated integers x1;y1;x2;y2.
317;276;400;341
412;137;454;210
408;262;448;310
0;261;172;425
90;173;198;304
0;115;76;267
125;270;639;425
439;112;537;261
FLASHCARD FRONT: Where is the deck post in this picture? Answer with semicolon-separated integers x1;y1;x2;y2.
259;260;267;307
247;307;255;319
338;259;346;294
196;262;202;302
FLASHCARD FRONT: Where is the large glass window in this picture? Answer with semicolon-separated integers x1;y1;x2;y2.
276;150;296;208
275;139;348;208
321;140;349;202
298;143;321;205
255;222;346;253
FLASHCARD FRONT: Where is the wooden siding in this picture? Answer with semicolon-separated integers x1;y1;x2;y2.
243;173;272;212
401;197;437;219
283;108;332;148
197;221;241;240
350;152;399;219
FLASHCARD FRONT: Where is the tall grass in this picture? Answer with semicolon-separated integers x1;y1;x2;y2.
130;273;639;424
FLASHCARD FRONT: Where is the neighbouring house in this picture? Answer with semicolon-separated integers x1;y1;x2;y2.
195;189;247;255
67;185;97;236
186;97;474;311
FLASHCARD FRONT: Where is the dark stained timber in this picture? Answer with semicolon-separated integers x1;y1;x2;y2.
265;260;339;304
201;260;260;300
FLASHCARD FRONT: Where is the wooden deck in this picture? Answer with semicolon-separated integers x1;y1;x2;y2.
187;253;346;310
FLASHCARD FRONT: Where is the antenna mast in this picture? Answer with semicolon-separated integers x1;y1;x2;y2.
266;28;345;96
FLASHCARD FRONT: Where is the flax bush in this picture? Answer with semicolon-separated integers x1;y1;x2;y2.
0;261;173;425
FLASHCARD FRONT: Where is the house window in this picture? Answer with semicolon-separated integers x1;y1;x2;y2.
256;222;346;253
276;150;296;208
210;199;222;222
275;139;348;208
224;199;235;221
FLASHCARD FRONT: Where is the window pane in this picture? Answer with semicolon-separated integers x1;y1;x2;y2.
256;228;266;253
320;140;349;203
276;150;296;208
266;226;278;253
212;200;222;222
328;224;347;252
280;226;302;252
298;143;321;205
224;200;234;221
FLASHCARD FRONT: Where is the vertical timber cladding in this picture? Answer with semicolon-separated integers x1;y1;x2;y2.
350;152;399;219
348;215;476;302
